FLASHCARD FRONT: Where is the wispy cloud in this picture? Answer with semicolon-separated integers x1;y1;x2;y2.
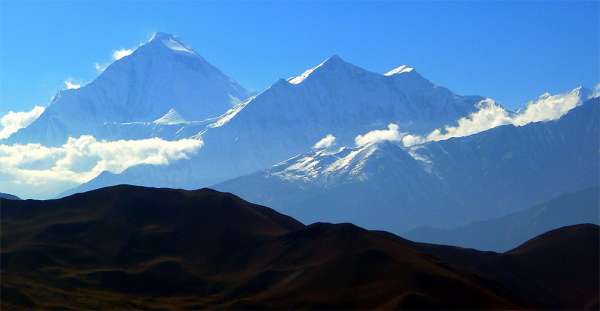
112;48;133;60
512;88;583;126
313;134;336;149
94;46;136;73
592;83;600;98
0;136;203;198
64;79;81;90
355;123;402;146
0;106;45;140
425;99;511;142
94;33;179;74
94;62;108;73
402;87;586;147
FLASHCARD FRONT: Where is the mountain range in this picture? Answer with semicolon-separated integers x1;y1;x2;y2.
3;32;598;253
6;33;491;196
1;185;597;309
214;99;599;232
404;187;600;251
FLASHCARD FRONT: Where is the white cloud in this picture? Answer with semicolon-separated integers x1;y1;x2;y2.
592;83;600;98
94;46;136;74
112;48;133;60
402;87;586;147
313;134;336;149
426;99;511;142
0;136;203;198
64;79;81;90
0;106;45;140
401;134;427;147
512;87;583;126
355;123;402;146
94;62;108;73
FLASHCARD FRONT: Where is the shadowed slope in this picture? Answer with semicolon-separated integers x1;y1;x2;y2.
1;186;597;309
505;224;600;309
416;224;600;309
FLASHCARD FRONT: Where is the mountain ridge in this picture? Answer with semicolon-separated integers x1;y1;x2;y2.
214;99;600;232
0;192;20;200
57;53;486;195
404;187;600;251
2;185;597;309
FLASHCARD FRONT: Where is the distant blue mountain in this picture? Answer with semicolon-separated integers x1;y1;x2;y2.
404;187;600;252
0;193;21;200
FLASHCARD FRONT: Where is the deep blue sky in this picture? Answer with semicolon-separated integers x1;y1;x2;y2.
1;1;598;115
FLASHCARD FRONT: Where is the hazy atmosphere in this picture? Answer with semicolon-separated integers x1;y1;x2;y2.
1;1;598;310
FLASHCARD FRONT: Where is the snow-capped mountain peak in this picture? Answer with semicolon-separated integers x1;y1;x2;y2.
150;31;178;41
154;108;187;125
5;32;250;145
287;55;339;84
271;139;414;183
286;55;360;85
283;55;433;96
147;32;195;54
385;65;414;76
287;59;327;85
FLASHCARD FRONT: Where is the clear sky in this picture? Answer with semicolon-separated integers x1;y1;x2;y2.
0;0;598;115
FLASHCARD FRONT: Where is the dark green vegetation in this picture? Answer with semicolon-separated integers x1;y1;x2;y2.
1;185;598;309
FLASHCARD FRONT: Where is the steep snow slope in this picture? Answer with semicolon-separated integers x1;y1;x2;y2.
5;33;249;145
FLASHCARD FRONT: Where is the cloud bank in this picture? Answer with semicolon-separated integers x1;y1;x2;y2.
0;136;203;198
0;106;46;140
